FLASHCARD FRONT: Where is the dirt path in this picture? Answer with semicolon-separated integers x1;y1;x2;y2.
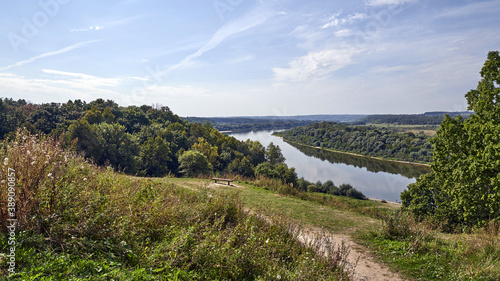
296;229;404;281
179;180;406;281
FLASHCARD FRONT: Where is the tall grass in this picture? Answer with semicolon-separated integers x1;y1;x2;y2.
0;129;347;280
361;210;500;280
247;175;388;219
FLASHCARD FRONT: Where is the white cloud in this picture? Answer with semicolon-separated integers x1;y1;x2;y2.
41;69;125;88
334;29;355;37
0;40;100;72
70;25;104;32
0;72;122;103
226;54;256;64
322;13;368;29
366;0;417;6
273;49;361;83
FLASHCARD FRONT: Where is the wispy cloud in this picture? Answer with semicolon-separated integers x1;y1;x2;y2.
41;69;124;88
69;15;143;33
226;54;256;64
366;0;417;6
167;6;274;72
273;48;361;83
0;72;121;103
0;40;100;72
435;0;500;18
321;13;368;29
70;25;104;32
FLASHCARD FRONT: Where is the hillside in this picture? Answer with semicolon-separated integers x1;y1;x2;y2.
0;130;347;279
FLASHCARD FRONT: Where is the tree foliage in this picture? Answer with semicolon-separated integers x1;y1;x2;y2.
277;122;434;162
178;150;213;177
402;51;500;230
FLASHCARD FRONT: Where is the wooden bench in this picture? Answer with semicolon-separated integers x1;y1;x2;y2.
212;178;233;185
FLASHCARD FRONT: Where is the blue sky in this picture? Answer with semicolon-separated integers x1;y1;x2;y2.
0;0;499;116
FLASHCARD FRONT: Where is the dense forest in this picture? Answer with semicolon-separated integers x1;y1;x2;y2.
185;117;314;132
355;112;472;125
0;98;298;185
185;114;368;132
276;122;434;163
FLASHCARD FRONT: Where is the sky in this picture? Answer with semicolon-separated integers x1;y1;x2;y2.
0;0;499;117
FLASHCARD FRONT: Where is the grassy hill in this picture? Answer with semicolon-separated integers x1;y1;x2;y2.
0;130;346;280
1;130;499;280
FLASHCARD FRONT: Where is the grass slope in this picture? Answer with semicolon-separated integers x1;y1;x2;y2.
0;131;347;280
172;178;500;280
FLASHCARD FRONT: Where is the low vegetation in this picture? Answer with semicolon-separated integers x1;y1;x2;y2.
0;130;347;280
174;178;500;280
362;211;500;280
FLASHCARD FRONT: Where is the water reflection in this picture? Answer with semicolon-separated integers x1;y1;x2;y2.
286;141;431;179
229;130;431;202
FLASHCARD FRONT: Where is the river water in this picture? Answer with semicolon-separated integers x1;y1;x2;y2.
229;130;431;202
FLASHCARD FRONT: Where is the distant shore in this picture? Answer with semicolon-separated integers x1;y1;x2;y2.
273;134;431;168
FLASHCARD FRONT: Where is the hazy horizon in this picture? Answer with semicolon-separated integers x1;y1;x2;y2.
1;0;499;117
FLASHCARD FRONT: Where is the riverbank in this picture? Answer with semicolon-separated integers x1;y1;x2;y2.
274;134;431;168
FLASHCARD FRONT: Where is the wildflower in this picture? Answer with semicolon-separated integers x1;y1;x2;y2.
48;173;53;178
266;239;269;243
277;274;281;280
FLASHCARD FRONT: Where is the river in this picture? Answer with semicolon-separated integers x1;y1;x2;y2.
229;130;431;202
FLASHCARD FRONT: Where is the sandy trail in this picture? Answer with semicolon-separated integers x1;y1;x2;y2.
191;181;406;281
295;228;404;281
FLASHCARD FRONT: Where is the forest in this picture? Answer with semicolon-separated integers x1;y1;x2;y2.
276;122;434;163
0;98;298;185
355;112;471;125
184;116;314;132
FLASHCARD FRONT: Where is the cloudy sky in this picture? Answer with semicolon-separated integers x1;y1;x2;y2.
0;0;499;116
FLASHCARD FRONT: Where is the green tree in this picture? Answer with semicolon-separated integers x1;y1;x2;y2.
139;136;172;177
178;150;213;177
92;123;139;173
83;106;104;124
64;118;98;158
228;156;255;178
265;142;285;165
402;51;500;229
191;137;219;167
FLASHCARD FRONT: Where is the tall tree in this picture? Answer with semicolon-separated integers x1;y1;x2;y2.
402;51;500;229
265;142;285;165
178;150;213;177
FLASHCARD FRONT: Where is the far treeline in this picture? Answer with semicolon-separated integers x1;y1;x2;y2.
276;122;434;163
354;111;472;125
186;112;471;133
184;117;314;132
